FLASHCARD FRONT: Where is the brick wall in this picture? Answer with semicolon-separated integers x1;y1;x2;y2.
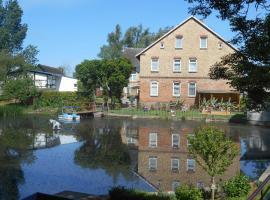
138;17;236;106
137;126;240;191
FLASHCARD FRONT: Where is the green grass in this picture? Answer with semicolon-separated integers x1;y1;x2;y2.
109;108;243;121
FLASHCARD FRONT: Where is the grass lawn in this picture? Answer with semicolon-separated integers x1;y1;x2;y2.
109;108;244;121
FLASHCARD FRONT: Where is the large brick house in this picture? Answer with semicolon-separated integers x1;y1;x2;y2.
136;16;239;107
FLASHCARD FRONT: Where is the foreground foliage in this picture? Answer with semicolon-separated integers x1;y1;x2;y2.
223;174;251;199
175;185;203;200
109;187;174;200
188;126;239;199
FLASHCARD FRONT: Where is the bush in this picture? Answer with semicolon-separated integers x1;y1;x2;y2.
223;174;251;198
175;185;203;200
3;77;38;105
109;187;173;200
33;91;88;108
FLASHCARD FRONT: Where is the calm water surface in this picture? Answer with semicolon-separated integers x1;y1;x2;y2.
0;115;269;199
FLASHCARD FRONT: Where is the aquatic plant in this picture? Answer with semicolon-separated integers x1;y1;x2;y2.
0;105;23;118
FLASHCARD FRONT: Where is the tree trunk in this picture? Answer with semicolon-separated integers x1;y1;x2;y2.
211;176;216;200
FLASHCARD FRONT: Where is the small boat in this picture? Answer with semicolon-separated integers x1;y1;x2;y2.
58;113;80;121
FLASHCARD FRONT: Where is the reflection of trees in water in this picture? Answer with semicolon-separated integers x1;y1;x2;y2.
0;125;36;200
74;123;132;182
243;160;270;180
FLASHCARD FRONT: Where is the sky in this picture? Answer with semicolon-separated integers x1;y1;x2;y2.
19;0;235;75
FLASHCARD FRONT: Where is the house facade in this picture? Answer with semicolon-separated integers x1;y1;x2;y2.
29;65;78;92
122;48;143;104
136;16;239;107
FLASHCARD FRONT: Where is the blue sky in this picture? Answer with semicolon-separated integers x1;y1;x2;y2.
19;0;234;74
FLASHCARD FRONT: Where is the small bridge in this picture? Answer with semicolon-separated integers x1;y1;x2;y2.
62;102;104;118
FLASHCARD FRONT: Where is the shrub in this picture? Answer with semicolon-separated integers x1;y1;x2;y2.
223;174;251;198
175;184;203;200
109;187;173;200
33;91;88;108
3;77;38;105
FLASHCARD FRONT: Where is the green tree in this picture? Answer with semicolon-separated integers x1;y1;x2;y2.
98;24;173;59
76;58;133;105
0;0;27;54
3;77;38;104
98;24;123;59
188;126;239;200
186;0;270;110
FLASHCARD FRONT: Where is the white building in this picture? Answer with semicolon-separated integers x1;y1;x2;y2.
29;65;78;92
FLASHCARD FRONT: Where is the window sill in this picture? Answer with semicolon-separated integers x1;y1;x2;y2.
149;169;157;172
188;71;198;73
200;48;208;50
188;95;196;98
171;169;180;173
151;70;159;73
150;95;159;97
173;95;181;98
173;71;181;73
175;48;183;50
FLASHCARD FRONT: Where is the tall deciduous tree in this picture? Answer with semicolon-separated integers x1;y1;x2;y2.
98;24;173;60
186;0;270;110
75;58;133;105
188;126;239;200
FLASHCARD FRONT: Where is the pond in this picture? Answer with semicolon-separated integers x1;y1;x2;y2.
0;115;269;199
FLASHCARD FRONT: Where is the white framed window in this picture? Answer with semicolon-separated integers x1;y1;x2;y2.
160;42;165;49
150;81;158;97
188;82;196;97
187;159;196;171
172;134;180;148
171;158;180;171
173;82;181;97
149;156;157;170
151;58;159;71
149;132;157;147
175;37;183;49
172;181;180;191
130;73;137;81
189;58;197;72
173;59;181;72
200;36;208;49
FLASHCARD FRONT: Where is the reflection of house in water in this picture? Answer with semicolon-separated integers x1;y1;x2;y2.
241;129;270;160
32;131;78;149
121;125;240;192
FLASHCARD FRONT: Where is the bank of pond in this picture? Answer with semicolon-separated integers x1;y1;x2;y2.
0;115;269;199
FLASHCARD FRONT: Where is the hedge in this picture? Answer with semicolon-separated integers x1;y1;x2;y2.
33;91;88;108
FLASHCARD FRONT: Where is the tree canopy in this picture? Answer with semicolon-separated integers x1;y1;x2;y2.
188;126;239;200
187;0;270;110
75;58;133;104
98;24;173;60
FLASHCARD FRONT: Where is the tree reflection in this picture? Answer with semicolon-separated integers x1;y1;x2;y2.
74;122;132;182
0;126;35;200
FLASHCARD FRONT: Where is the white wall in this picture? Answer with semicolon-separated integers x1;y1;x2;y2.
34;73;48;88
58;76;78;92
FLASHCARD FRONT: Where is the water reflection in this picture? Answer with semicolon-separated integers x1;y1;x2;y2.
0;116;269;199
0;120;36;200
